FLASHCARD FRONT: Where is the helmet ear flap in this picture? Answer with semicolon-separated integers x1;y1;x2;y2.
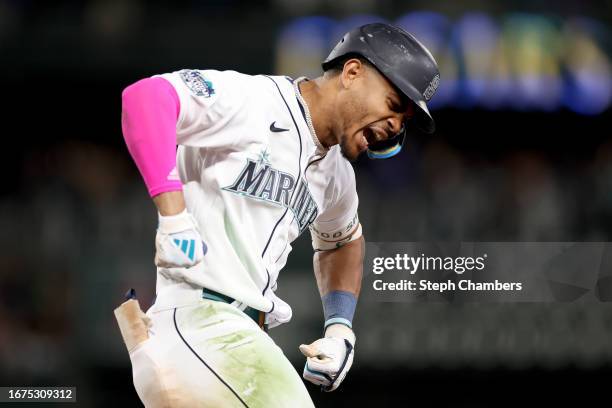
366;126;406;159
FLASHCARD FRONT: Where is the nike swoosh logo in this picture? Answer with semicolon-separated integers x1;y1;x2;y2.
270;121;289;132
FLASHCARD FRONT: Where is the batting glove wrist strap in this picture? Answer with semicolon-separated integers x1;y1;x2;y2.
158;209;197;234
325;323;356;345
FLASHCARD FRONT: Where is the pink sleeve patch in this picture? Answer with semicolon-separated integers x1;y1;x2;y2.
121;76;183;197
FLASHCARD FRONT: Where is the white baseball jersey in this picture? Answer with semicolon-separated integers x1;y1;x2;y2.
156;69;359;316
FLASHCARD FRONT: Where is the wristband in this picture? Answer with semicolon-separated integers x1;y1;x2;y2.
322;290;357;329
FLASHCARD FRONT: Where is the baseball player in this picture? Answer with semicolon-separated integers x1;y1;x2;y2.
115;23;439;407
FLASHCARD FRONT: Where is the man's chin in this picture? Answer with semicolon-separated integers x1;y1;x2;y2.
339;146;362;162
339;140;364;162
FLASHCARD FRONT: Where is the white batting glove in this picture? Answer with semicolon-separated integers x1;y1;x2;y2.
299;324;355;392
155;210;207;268
264;291;293;329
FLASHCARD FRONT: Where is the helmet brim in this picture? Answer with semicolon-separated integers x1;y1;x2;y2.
413;99;435;134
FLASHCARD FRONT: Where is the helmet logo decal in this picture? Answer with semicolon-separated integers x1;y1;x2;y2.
423;73;440;101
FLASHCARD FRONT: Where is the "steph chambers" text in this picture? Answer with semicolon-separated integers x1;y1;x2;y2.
373;279;522;292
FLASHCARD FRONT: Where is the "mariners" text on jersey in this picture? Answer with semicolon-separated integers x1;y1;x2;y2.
222;159;318;233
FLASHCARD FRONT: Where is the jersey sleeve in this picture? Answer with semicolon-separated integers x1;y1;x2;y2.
156;69;247;149
309;160;361;251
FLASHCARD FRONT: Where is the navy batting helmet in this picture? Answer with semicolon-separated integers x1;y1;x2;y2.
322;23;440;159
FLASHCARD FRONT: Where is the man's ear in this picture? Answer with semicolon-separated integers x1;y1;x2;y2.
340;58;364;89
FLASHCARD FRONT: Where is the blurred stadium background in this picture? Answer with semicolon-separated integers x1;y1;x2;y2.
1;0;612;406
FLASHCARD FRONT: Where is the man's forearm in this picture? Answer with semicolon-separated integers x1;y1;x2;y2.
313;236;364;297
301;236;363;391
153;191;186;216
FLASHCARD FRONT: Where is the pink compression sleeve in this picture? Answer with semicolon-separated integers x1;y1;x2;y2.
121;77;182;197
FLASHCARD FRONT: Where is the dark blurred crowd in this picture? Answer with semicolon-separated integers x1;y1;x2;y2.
358;138;612;242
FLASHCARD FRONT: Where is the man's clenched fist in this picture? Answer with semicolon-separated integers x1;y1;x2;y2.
155;210;207;268
299;324;355;392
